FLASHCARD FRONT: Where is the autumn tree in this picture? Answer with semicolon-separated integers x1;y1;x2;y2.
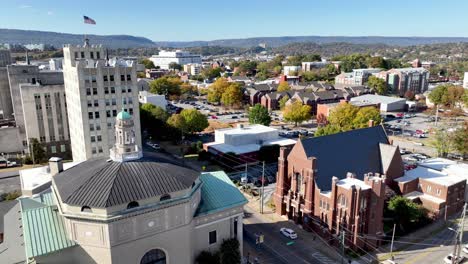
207;77;230;103
282;101;311;126
279;96;289;110
221;83;243;108
352;106;382;128
404;90;415;100
277;81;291;92
366;76;388;95
450;122;468;156
315;125;341;137
327;103;359;131
179;109;209;134
430;127;452;157
248;104;271;126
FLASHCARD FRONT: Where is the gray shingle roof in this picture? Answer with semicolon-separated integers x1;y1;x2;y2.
53;156;199;208
300;126;389;191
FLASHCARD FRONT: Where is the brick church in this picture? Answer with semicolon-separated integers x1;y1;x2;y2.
274;125;405;249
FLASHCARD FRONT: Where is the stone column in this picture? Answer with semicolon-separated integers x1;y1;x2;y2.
237;215;243;256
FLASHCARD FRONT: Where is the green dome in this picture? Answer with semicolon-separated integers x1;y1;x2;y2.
117;110;131;120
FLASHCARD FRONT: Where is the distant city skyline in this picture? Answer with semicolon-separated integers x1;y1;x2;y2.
1;0;468;41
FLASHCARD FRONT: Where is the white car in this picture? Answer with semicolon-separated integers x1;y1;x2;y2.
444;253;464;264
280;227;297;239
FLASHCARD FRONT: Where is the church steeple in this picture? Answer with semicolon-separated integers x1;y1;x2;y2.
109;109;142;162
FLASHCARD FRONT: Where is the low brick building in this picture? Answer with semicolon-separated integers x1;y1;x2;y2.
394;158;467;219
274;126;404;249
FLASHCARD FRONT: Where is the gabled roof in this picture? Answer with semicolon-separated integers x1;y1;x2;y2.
196;171;247;216
53;156;199;208
299;126;389;190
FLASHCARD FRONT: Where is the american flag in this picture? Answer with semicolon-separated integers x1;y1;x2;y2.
83;16;96;25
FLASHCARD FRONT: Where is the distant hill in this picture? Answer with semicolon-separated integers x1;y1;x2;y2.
0;29;155;49
155;36;468;48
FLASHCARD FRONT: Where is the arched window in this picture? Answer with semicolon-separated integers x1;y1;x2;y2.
140;249;166;264
160;194;171;201
81;206;92;213
127;201;139;209
338;194;347;207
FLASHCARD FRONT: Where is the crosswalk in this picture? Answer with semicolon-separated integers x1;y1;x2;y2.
311;252;336;264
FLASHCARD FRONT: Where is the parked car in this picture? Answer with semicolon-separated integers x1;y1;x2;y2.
210;115;218;119
280;228;298;239
444;254;464;264
404;156;418;162
399;148;411;155
447;153;464;160
231;116;238;119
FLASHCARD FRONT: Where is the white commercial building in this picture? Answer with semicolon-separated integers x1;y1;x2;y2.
138;91;167;109
63;40;141;161
283;66;301;76
350;94;406;112
49;58;63;70
149;50;202;70
204;124;296;155
183;63;202;75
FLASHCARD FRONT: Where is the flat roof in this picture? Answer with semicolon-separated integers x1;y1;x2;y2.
350;94;406;104
418;158;457;171
216;124;277;136
20;161;82;192
395;166;465;187
206;138;296;155
404;191;445;204
336;178;371;190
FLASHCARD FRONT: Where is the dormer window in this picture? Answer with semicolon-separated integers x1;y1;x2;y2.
81;206;92;213
160;194;171;201
127;201;139;209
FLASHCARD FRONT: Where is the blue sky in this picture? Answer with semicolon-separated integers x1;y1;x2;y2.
1;0;467;41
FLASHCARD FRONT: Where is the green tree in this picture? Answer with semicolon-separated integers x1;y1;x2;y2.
180;109;209;134
327;103;359;131
237;61;257;75
463;89;468;107
140;58;155;69
221;83;243;107
277;81;291;92
149;76;182;97
248;104;271;126
283;101;311;127
140;103;169;122
315;125;341;137
168;62;182;71
366;56;386;68
447;85;466;108
352;106;382;128
279;96;289;110
428;85;450;106
430;127;452;157
450;122;468;156
219;238;241;264
29;138;46;164
202;67;222;80
388;196;426;233
366;76;387;95
167;114;187;138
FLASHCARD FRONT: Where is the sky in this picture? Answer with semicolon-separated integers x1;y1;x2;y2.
1;0;468;41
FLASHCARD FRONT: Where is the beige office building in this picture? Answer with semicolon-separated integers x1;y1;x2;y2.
63;41;141;161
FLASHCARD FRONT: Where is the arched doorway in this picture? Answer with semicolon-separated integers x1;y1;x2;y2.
140;249;166;264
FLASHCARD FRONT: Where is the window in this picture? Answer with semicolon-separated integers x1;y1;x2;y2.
127;201;139;209
89;124;95;131
121;87;126;93
92;147;96;154
98;146;103;153
128;98;133;104
96;52;100;59
91;136;96;142
319;200;323;209
121;75;125;81
92;76;96;83
209;231;217;245
74;51;78;59
96;124;101;131
103;75;108;82
107;122;112;128
51;146;57;153
112;98;117;105
129;108;133;115
60;144;66;152
97;135;102;142
140;249;166;264
92;87;98;95
113;110;117;117
127;74;131;81
123;98;127;105
111;87;115;94
427;186;432;192
127;87;132;93
104;87;109;94
110;75;114;81
80;51;85;58
81;206;92;213
95;111;100;119
437;189;441;196
87;100;92;107
88;112;93;119
295;173;302;194
94;100;99;107
107;110;111;118
160;194;171;201
339;194;347;207
86;88;91;96
105;99;110;106
90;51;94;59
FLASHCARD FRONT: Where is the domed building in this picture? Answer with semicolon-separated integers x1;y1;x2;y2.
0;110;247;264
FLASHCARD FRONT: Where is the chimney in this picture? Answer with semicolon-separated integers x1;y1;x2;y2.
368;119;375;127
49;157;63;176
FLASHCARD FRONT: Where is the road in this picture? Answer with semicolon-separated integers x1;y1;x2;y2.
381;216;468;264
243;204;343;264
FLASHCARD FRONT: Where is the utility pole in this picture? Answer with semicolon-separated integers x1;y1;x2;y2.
390;223;396;260
435;104;439;127
341;229;345;264
260;161;265;214
456;203;467;262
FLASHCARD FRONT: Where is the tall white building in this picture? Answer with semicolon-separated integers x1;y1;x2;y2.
149;50;201;70
63;40;141;161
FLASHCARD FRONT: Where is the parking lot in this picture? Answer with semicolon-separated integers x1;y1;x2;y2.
169;100;249;123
